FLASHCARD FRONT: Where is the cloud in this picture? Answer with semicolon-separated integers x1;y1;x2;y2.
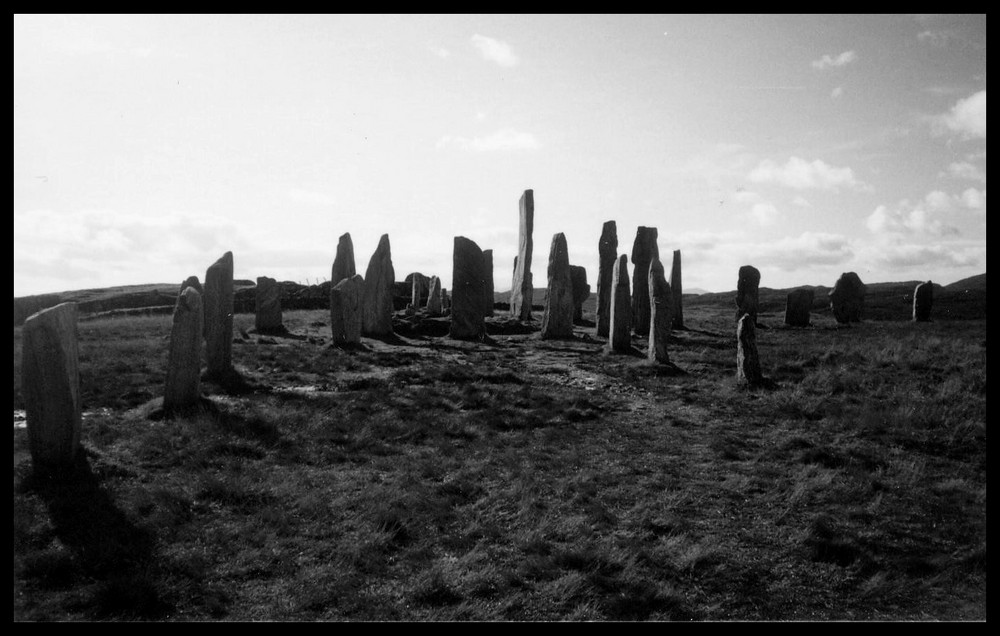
748;157;869;191
811;50;857;70
831;86;844;99
764;232;854;270
436;128;539;152
791;196;812;208
471;34;518;67
430;45;451;59
939;90;986;139
868;243;981;269
917;30;950;47
730;190;779;226
942;161;986;183
864;189;982;236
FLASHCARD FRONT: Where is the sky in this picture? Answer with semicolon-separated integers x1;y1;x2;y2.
14;14;986;298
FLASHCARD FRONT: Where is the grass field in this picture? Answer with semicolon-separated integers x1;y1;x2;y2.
13;300;986;621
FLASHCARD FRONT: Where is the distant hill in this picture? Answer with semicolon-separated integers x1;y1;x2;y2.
944;273;986;292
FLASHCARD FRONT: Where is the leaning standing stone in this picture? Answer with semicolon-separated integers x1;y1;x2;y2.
361;234;395;337
736;312;763;387
204;251;234;378
607;255;632;353
331;232;356;287
630;226;659;336
913;281;933;322
22;302;82;471
450;236;487;340
570;265;590;324
670;249;684;330
426;275;443;316
829;272;866;324
482;249;495;317
255;276;282;332
510;189;535;321
647;258;672;364
784;288;814;327
596;220;618;337
541;233;575;339
164;286;204;414
735;265;761;323
331;274;365;345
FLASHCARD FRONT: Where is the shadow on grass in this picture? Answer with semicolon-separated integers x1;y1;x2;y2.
202;366;265;395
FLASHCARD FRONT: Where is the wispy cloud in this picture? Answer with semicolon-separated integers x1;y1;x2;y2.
831;86;844;99
917;30;951;47
942;161;986;183
436;128;539;152
865;188;983;236
471;34;518;67
811;50;857;70
748;157;869;192
937;90;986;139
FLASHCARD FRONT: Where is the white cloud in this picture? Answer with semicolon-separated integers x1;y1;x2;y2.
942;161;986;183
730;190;779;226
864;189;982;236
791;196;812;208
811;50;857;70
430;45;451;59
831;86;844;99
748;156;868;191
940;90;986;139
436;128;539;152
917;30;950;47
471;34;518;67
960;187;986;213
764;232;854;270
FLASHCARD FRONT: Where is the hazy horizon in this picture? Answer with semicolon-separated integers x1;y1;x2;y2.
15;14;986;298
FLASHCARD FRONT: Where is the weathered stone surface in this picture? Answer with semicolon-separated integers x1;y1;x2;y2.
784;288;814;327
450;236;487;340
670;249;684;330
596;220;618;337
607;255;632;353
829;272;866;324
164;286;203;414
331;232;356;287
630;226;659;336
204;252;234;377
426;275;443;316
736;312;763;387
510;189;535;321
407;272;430;309
570;265;590;324
482;249;495;317
442;288;450;311
330;274;364;345
22;302;81;470
735;265;761;323
541;233;575;339
180;276;203;295
255;276;282;332
361;234;395;337
913;280;933;322
647;258;672;364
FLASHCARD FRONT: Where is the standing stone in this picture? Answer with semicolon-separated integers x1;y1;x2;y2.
255;276;282;332
607;255;632;353
670;250;684;330
596;221;618;337
829;272;866;324
442;288;450;311
361;234;395;337
22;303;81;470
510;189;535;321
913;281;933;322
482;249;495;317
647;258;672;364
331;274;365;345
736;312;763;387
541;233;575;339
784;288;814;327
204;252;234;378
450;236;486;340
407;272;430;309
331;232;356;287
735;265;761;323
569;265;590;324
426;275;443;316
180;276;203;295
164;285;204;414
630;226;659;336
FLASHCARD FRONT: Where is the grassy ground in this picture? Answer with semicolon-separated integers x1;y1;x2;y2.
13;304;986;621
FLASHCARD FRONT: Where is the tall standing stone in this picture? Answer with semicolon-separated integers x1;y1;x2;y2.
22;302;81;471
407;272;429;308
596;221;618;337
647;258;672;364
735;265;761;323
255;276;282;332
331;274;365;345
426;275;443;316
569;265;590;324
541;233;575;339
164;285;204;414
736;313;763;387
482;249;495;317
510;189;535;321
361;234;395;337
630;227;659;336
784;288;814;327
450;236;486;340
670;250;684;330
204;251;234;378
331;232;356;287
829;272;866;324
913;281;933;322
607;255;632;353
